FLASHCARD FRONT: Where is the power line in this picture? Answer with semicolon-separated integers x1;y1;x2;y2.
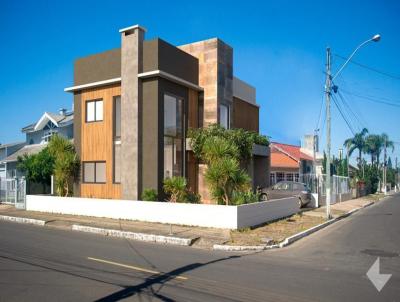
334;74;369;128
331;94;356;135
340;89;400;108
337;90;365;130
334;53;400;80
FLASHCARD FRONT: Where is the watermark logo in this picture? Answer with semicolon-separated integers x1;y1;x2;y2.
366;257;392;292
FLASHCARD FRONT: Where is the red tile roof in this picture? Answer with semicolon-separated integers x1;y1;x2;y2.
270;152;299;168
270;142;313;168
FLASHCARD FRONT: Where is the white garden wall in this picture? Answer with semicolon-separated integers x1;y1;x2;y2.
26;195;299;229
237;197;299;229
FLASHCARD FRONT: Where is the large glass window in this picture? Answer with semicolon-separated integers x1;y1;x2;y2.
114;96;121;139
113;96;121;183
219;104;229;129
113;143;121;183
164;94;183;179
83;161;106;183
86;100;103;122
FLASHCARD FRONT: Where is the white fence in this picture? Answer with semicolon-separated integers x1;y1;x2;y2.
0;177;26;207
26;195;299;230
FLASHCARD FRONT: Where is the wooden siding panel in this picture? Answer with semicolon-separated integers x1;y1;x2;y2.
80;84;121;199
232;97;259;132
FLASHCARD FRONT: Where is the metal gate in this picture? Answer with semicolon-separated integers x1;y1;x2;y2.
0;177;26;209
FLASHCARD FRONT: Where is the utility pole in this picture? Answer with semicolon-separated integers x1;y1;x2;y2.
313;129;319;194
396;157;398;192
325;47;332;219
346;147;350;177
383;137;387;194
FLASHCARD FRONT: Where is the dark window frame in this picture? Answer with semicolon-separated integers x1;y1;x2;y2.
112;95;121;184
163;92;185;178
85;99;104;123
113;142;121;184
82;161;106;184
113;95;121;140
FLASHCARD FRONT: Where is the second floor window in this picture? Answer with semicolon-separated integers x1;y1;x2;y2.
86;99;103;122
113;96;121;183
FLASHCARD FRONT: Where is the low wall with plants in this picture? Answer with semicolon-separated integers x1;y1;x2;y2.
26;195;299;230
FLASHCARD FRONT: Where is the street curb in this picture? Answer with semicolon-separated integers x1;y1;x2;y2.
71;225;193;246
0;215;46;226
213;243;280;251
213;200;377;252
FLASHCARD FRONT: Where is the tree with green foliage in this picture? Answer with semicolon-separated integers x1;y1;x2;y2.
356;164;379;194
344;128;368;168
47;135;80;197
17;147;55;191
188;124;265;205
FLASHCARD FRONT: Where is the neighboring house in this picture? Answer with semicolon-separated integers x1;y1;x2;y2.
0;142;26;179
269;142;314;185
2;109;74;181
65;24;270;202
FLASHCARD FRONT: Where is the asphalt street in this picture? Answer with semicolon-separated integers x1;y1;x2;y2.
0;194;399;301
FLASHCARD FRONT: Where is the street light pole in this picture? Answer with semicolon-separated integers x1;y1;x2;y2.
325;47;332;219
324;34;380;220
383;137;387;194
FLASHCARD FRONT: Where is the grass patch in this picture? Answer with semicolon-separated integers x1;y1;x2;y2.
229;214;326;246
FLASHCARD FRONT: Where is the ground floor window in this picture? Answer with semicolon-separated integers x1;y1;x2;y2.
276;172;285;183
164;137;183;179
286;173;294;181
113;143;121;183
164;93;184;179
83;161;106;183
294;173;300;182
270;173;276;185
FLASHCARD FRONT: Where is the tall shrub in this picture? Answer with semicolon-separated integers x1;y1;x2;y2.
47;135;80;196
188;124;266;205
17;147;55;191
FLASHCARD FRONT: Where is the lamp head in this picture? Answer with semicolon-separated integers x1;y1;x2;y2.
372;34;381;42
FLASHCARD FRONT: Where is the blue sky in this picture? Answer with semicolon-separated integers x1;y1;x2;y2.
1;0;399;164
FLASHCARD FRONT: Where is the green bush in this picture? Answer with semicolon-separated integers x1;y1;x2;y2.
163;176;187;202
141;188;158;201
231;191;260;205
184;191;201;204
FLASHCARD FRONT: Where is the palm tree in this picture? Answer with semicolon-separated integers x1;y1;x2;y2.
378;133;394;166
343;128;368;168
364;134;382;165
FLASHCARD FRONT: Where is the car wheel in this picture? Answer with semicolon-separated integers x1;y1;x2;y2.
260;193;268;201
298;198;303;208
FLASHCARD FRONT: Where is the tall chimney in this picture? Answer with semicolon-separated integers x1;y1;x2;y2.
120;24;146;200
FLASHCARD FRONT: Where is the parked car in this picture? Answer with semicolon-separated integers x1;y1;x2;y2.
259;181;311;207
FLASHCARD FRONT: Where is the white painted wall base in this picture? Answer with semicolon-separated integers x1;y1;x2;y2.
26;195;299;230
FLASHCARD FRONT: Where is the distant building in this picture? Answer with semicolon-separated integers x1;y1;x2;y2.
269;136;322;185
2;109;73;179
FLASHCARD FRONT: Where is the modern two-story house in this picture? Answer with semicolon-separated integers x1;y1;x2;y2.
65;24;270;202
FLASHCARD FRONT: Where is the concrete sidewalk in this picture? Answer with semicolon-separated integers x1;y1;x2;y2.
302;193;385;218
0;204;230;248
